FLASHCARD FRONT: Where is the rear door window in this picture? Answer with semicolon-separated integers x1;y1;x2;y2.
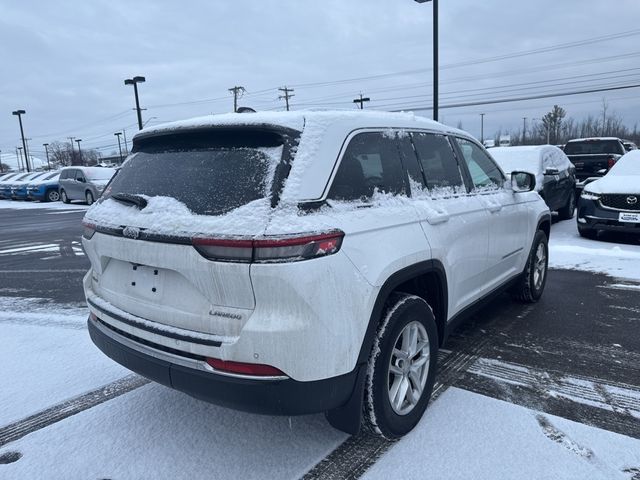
328;132;406;201
104;128;292;216
411;133;464;191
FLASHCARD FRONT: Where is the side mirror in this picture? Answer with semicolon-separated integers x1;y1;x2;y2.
544;168;559;175
77;177;86;183
511;171;536;192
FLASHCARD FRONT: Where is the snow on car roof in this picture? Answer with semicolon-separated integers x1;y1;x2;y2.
136;110;458;139
565;137;622;143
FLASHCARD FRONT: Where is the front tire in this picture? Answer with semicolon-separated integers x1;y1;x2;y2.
578;226;597;239
510;230;548;303
60;190;70;204
46;189;60;202
363;293;438;439
557;191;575;220
85;191;94;205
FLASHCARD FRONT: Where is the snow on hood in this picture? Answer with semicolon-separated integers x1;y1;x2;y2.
583;150;640;194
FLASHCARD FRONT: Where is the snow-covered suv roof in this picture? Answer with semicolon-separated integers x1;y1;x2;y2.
136;110;468;202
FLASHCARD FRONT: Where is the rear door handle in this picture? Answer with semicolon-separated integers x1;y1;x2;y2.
487;204;503;213
426;211;450;225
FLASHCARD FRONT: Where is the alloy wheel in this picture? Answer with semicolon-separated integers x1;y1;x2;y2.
387;320;430;416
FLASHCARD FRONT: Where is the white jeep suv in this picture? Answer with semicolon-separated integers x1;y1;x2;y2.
82;111;550;438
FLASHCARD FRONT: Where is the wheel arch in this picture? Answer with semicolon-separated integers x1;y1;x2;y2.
537;213;551;240
356;260;448;366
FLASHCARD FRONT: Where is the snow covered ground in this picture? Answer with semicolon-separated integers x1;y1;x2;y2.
0;200;88;211
548;217;640;282
363;388;640;480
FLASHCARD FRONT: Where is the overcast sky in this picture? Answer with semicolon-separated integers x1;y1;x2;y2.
1;0;640;161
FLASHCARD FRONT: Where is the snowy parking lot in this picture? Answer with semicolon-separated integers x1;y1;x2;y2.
1;204;639;479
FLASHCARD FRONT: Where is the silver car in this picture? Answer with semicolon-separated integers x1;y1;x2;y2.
58;167;116;205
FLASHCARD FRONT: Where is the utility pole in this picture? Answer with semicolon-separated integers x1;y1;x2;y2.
480;113;485;143
278;86;295;111
114;132;124;163
75;139;83;165
12;110;31;172
228;86;246;112
17;147;24;171
0;149;2;173
43;143;51;170
68;137;75;166
353;93;370;110
122;129;129;154
522;117;527;145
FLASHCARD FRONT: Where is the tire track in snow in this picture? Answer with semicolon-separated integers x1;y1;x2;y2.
302;342;492;480
0;374;149;448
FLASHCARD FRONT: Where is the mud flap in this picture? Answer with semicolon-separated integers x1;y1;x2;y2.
325;364;367;435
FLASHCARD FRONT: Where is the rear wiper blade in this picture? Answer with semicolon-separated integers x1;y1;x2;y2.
111;193;148;210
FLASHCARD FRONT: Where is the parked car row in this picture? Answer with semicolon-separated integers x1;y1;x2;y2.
0;166;116;204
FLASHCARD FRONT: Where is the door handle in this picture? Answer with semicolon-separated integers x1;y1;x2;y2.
487;204;503;213
426;211;450;225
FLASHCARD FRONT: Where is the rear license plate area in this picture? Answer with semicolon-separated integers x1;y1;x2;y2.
128;264;162;299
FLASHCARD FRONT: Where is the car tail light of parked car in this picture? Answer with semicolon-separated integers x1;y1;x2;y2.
193;230;344;263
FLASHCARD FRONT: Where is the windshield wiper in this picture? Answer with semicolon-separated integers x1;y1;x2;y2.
111;193;148;210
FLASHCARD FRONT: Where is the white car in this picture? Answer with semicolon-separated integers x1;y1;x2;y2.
82;111;550;438
491;146;577;220
577;150;640;238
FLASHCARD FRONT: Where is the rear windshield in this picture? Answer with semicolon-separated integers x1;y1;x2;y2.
564;140;624;155
103;129;288;216
86;169;115;181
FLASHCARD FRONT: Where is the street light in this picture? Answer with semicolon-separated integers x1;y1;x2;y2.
12;109;31;172
17;146;24;171
414;0;438;122
124;76;146;130
43;143;51;170
480;113;485;143
75;139;83;165
114;132;124;163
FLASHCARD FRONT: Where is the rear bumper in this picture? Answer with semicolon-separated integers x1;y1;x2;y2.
88;315;360;415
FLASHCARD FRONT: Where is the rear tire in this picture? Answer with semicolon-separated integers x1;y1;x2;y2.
85;191;94;205
510;230;548;303
363;293;438;439
46;189;60;202
60;190;70;204
557;191;575;220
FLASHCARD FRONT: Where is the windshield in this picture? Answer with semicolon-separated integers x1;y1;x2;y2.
103;129;288;216
86;169;116;181
564;140;624;155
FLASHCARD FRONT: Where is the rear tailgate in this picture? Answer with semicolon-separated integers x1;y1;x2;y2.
567;154;609;180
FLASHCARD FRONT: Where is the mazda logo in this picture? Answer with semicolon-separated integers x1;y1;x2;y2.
627;196;638;205
122;226;140;239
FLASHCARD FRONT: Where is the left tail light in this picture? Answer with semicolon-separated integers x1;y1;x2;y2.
607;155;617;170
193;230;345;263
82;221;96;239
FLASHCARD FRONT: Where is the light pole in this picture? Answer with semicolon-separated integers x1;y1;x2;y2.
124;76;146;130
0;149;2;173
415;0;438;122
522;117;527;145
114;132;124;163
43;143;51;170
75;139;83;165
12;109;31;172
480;113;485;143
